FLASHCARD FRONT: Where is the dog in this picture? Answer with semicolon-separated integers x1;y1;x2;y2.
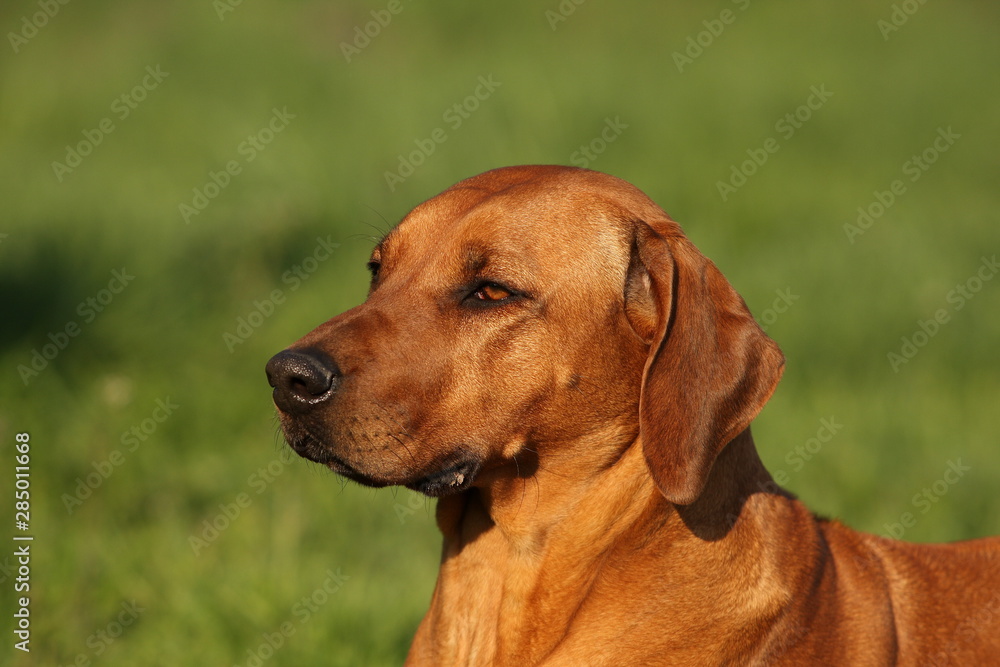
266;165;1000;665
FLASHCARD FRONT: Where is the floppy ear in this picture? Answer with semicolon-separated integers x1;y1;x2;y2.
624;219;785;505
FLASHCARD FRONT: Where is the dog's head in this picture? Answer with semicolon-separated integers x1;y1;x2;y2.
266;166;783;504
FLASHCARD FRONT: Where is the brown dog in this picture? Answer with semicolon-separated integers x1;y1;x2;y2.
266;166;1000;666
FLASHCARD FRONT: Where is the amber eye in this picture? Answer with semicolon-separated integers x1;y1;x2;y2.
473;283;512;301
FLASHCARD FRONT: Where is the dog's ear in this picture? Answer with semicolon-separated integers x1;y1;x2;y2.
624;218;784;505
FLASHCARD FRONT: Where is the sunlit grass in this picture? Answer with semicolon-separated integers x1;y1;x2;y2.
1;1;998;664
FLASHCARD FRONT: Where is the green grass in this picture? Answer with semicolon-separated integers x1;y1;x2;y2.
1;0;999;664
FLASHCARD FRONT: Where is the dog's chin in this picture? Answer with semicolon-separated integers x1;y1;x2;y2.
284;434;481;497
404;459;481;497
321;453;390;488
325;455;481;497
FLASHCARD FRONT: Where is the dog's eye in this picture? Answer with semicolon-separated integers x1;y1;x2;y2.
472;283;512;302
366;261;381;280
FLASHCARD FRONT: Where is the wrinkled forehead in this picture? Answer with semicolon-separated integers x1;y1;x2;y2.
375;177;632;285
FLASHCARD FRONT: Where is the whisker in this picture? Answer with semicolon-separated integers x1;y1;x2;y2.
363;206;393;240
370;398;421;464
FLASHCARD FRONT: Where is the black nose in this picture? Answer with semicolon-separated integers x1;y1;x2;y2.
265;349;339;414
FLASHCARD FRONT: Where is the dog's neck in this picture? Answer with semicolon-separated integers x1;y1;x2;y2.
675;428;791;540
411;429;789;665
438;428;778;549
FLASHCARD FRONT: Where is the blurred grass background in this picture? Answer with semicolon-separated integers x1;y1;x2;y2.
1;0;998;664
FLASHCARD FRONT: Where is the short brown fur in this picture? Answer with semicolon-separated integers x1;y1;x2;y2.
269;166;1000;666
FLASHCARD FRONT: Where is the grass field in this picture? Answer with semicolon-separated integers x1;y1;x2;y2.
2;0;999;664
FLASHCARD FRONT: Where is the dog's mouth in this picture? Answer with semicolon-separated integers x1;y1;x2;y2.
280;429;378;485
283;429;480;497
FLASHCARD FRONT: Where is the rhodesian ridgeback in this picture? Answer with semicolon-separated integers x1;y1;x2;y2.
266;166;1000;666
